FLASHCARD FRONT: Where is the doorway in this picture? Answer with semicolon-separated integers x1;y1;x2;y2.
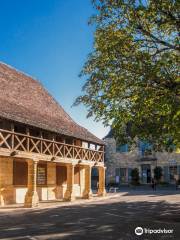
141;164;151;184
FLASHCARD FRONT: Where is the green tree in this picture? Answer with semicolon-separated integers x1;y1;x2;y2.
154;166;163;183
130;168;140;185
75;0;180;149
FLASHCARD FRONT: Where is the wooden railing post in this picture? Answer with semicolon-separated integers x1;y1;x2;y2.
52;135;55;156
26;127;30;152
40;132;43;154
11;123;14;150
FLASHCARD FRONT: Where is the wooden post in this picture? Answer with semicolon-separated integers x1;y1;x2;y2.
26;127;30;152
11;123;14;150
24;159;39;208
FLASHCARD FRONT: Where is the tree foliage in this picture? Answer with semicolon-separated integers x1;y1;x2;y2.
74;0;180;149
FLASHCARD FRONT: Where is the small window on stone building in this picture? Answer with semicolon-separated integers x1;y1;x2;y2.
138;141;152;156
116;144;128;153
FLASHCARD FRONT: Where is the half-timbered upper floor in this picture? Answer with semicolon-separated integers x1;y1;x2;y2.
0;118;104;163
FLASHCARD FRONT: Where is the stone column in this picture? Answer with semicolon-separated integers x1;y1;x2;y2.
24;159;39;208
47;162;56;200
83;165;92;199
64;164;75;201
79;166;85;197
98;166;106;197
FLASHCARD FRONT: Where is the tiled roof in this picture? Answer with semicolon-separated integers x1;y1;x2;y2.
0;62;104;145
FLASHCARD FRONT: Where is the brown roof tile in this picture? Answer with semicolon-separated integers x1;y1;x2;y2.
0;62;104;145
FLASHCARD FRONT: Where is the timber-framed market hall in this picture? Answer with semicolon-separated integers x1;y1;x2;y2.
0;62;106;207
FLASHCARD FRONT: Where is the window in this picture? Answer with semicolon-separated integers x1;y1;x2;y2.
55;135;64;143
89;143;96;150
139;141;152;156
74;139;82;146
29;128;41;138
13;160;28;186
0;119;12;130
42;131;53;140
14;124;26;134
116;144;128;153
65;138;73;145
82;141;88;149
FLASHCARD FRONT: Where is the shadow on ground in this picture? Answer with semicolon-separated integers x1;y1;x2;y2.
121;190;180;197
0;195;180;240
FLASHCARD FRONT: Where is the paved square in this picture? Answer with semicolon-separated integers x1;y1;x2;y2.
0;190;180;240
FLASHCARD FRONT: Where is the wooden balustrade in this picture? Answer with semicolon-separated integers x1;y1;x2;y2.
0;128;104;162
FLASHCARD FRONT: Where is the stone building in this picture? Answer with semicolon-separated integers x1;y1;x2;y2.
0;62;106;207
104;130;180;185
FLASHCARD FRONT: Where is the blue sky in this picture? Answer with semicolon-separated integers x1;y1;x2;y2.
0;0;109;139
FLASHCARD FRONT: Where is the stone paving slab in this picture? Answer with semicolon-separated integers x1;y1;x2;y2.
0;191;180;240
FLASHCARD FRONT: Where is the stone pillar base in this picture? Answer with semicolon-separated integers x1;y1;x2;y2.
83;188;93;199
0;189;5;206
24;191;39;208
63;190;75;201
82;191;92;199
0;186;14;205
98;188;106;197
64;164;75;201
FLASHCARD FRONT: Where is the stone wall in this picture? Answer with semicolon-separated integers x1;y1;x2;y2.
0;156;14;205
104;137;180;184
0;157;86;205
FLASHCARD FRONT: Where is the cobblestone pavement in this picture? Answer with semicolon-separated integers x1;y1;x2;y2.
0;190;180;240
